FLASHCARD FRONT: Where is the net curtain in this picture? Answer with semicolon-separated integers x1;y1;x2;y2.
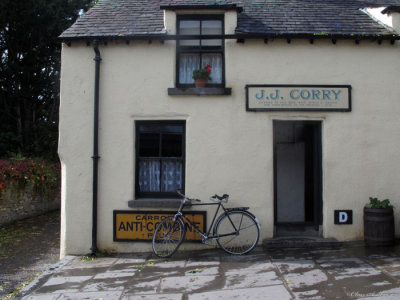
138;159;182;192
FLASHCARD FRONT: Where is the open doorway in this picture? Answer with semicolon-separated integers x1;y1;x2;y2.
273;121;322;237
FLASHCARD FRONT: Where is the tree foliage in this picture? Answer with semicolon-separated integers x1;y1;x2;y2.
0;0;92;160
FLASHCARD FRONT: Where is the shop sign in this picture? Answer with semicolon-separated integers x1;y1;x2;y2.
113;210;206;242
334;210;353;225
246;85;351;111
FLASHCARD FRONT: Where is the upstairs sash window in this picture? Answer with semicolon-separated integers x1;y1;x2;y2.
177;15;224;87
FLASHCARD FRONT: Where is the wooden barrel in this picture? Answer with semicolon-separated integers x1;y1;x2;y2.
364;207;394;246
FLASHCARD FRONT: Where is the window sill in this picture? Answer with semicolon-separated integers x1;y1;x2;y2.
168;87;232;96
128;198;188;208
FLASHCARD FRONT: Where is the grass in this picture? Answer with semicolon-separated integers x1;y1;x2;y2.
3;272;42;299
81;252;106;262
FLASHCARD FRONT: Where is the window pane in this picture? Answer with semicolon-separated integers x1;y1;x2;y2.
163;125;184;134
202;53;222;84
138;124;160;132
138;124;183;133
179;20;200;46
162;134;182;157
139;133;160;157
138;159;160;192
179;54;200;84
161;160;182;192
202;20;222;46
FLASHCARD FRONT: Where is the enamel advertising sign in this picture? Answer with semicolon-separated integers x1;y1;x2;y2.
114;211;206;242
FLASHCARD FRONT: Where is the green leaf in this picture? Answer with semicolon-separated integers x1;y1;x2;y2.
366;197;393;209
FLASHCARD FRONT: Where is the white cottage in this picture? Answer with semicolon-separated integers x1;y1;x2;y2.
59;0;400;256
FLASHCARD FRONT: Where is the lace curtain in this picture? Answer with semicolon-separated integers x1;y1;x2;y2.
138;159;182;192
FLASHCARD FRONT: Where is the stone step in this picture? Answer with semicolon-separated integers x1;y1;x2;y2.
262;237;351;249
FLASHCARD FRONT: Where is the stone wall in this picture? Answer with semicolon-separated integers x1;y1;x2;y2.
0;182;60;226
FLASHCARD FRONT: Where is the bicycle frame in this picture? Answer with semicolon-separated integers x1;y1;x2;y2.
152;192;260;258
174;200;239;241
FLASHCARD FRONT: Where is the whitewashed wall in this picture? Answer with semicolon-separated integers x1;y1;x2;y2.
59;20;400;255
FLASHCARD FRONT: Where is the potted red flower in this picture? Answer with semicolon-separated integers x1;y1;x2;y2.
192;64;211;88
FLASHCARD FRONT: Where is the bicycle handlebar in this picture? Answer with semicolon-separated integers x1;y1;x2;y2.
176;190;229;204
176;190;201;202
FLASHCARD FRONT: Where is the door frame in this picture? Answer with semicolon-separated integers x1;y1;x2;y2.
273;120;323;231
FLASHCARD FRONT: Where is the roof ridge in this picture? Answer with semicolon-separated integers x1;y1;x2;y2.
60;0;400;40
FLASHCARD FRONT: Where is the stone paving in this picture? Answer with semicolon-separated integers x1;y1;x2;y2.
18;245;400;299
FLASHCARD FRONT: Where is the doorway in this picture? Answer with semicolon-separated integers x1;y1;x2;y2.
273;121;322;237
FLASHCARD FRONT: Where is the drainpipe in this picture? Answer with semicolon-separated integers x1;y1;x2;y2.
91;40;101;255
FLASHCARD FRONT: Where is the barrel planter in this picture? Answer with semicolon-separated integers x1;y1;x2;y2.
364;207;394;246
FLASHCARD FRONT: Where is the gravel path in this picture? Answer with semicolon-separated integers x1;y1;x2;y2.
0;211;60;299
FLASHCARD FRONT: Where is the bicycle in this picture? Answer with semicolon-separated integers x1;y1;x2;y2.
152;191;261;258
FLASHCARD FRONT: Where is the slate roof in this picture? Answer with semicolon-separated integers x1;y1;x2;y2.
60;0;400;40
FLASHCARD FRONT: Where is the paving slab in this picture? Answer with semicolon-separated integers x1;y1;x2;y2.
224;270;281;289
188;285;292;300
18;244;400;300
121;294;183;300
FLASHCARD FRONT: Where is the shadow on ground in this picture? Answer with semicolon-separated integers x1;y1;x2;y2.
0;211;60;298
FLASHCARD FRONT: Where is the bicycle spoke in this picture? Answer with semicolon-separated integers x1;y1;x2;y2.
219;235;237;246
236;223;257;232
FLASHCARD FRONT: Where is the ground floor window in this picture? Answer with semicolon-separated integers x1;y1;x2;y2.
135;121;185;198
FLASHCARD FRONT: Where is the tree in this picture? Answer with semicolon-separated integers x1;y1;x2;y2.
0;0;92;160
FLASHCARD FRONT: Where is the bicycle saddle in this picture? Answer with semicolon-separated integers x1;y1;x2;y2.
210;194;229;203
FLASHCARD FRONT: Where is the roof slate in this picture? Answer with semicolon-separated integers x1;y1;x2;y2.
60;0;400;39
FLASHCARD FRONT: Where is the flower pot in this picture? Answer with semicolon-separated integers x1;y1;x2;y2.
364;207;394;246
194;78;207;88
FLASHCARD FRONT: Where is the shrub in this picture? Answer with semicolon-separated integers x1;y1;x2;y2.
0;158;60;194
365;197;393;209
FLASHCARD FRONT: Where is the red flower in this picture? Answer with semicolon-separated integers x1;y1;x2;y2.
206;64;211;73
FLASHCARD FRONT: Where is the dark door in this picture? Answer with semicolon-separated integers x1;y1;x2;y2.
273;121;322;235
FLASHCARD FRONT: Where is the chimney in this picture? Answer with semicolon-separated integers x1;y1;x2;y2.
382;6;400;33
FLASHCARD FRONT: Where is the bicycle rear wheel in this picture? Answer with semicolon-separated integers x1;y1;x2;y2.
152;216;185;258
215;211;259;255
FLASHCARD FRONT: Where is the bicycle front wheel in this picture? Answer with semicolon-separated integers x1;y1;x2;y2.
152;216;185;258
215;211;259;255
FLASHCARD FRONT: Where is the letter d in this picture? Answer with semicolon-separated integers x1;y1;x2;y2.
339;212;348;223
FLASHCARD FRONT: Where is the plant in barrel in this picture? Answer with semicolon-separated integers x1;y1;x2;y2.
364;197;394;246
